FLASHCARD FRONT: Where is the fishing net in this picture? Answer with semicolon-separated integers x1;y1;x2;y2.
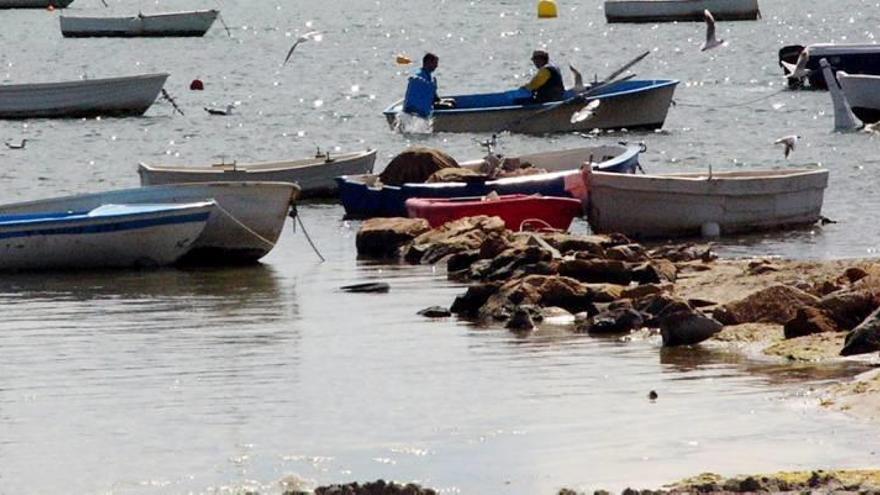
378;147;460;185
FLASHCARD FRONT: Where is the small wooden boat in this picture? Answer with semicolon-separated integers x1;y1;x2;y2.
604;0;760;22
60;9;219;38
0;73;168;118
0;0;73;8
0;182;298;263
779;43;880;89
836;72;880;123
586;168;829;239
337;144;642;219
382;80;679;134
406;194;583;230
0;202;213;271
138;149;377;198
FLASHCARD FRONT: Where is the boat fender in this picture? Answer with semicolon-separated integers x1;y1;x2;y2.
537;0;558;18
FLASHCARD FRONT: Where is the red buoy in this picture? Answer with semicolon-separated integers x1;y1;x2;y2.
189;79;204;91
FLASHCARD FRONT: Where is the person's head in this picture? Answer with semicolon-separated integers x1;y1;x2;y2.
531;49;549;68
422;53;439;72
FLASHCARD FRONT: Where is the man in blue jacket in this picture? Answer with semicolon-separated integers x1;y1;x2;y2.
403;53;454;118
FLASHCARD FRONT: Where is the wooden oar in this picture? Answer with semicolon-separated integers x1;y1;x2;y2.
599;50;650;89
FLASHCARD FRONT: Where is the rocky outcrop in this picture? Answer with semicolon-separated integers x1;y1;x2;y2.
841;307;880;356
356;218;431;258
479;275;593;321
784;306;840;338
713;284;820;325
314;480;437;495
403;215;507;264
660;310;724;347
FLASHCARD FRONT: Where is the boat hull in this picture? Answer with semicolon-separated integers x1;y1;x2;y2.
837;72;880;123
138;149;377;198
0;203;212;271
604;0;760;22
338;145;641;218
587;169;829;238
0;182;297;263
60;10;219;37
383;80;679;134
0;0;73;7
0;73;169;118
406;194;583;230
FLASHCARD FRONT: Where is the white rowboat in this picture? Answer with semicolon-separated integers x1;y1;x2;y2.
138;149;377;198
836;72;880;124
604;0;760;22
586;168;829;238
60;9;219;37
0;182;299;263
0;73;168;118
0;202;213;271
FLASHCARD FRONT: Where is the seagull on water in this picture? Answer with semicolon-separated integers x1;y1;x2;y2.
701;9;725;51
283;30;323;65
571;99;600;124
5;139;27;149
774;135;800;159
569;64;585;92
204;104;235;116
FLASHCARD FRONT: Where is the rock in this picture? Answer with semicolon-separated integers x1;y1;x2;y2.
541;306;576;325
687;298;719;308
841;307;880;356
557;259;633;285
506;306;537;331
604;243;649;262
479;275;594;320
446;249;481;274
534;232;609;256
620;283;673;300
713;284;820;325
404;216;506;264
635;293;692;321
648;243;715;262
783;306;839;338
315;479;437;495
418;306;451;318
356;217;431;258
816;290;880;331
479;234;514;259
631;259;677;284
586;283;626;303
660;310;723;347
450;283;500;318
841;266;870;284
747;260;781;275
581;307;645;334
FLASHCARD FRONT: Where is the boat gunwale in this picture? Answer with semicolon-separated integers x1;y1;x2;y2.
59;9;218;21
0;73;169;92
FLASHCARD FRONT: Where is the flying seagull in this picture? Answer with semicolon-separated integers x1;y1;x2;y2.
204;104;235;116
701;9;725;51
283;30;322;65
571;99;600;124
780;48;811;81
5;139;27;149
774;135;800;159
569;64;584;92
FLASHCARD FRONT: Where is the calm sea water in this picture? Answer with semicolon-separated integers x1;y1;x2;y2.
2;0;880;493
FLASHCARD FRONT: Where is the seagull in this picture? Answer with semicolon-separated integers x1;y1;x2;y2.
570;99;600;124
283;30;322;65
774;135;800;159
204;104;235;116
700;9;725;51
780;48;811;81
4;139;27;149
569;64;584;92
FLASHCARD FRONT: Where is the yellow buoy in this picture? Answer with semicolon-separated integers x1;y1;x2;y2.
537;0;557;18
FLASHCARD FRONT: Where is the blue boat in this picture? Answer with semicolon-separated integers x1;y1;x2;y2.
337;144;642;219
383;80;679;134
0;202;214;271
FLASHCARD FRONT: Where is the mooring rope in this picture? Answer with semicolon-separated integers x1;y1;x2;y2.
673;87;788;109
211;202;277;249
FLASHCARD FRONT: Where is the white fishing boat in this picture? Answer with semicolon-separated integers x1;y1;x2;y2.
0;182;299;263
138;149;377;198
604;0;760;22
0;73;168;118
0;0;73;8
586;168;829;238
836;72;880;124
60;9;219;37
382;79;678;134
0;202;213;271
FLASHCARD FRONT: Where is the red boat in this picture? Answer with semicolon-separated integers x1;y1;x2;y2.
405;194;583;231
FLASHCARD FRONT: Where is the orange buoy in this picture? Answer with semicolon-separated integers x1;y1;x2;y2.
395;54;412;65
189;79;204;91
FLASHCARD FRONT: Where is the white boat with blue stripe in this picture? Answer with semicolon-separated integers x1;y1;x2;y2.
0;202;213;271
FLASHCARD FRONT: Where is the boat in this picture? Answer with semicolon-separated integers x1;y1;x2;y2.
836;72;880;123
406;194;583;231
0;0;73;8
604;0;760;23
585;168;829;239
382;80;679;134
0;202;213;271
138;149;377;198
779;43;880;89
337;144;642;219
0;182;299;263
0;73;168;118
60;9;219;37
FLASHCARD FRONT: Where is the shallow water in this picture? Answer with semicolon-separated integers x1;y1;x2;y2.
2;0;880;493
